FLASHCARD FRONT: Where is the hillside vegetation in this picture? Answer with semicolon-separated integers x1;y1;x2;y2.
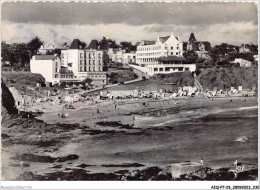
197;67;257;90
150;67;258;90
109;70;138;84
1;71;45;90
149;72;194;86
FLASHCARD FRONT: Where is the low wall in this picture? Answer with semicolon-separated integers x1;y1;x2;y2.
129;64;149;74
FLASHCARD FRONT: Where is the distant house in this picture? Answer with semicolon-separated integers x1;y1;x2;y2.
233;58;252;67
108;46;137;66
239;44;258;54
122;46;137;65
38;41;68;54
253;55;258;64
187;33;211;58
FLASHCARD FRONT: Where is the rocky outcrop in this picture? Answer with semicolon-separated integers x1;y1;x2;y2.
1;78;18;115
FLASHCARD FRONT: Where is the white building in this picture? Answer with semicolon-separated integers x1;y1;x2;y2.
38;41;68;54
233;58;252;68
30;54;61;83
61;39;107;86
136;33;183;65
122;52;136;65
108;46;136;66
133;33;195;76
122;46;137;65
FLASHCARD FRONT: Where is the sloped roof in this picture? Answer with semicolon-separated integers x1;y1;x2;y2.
196;41;211;51
86;40;99;50
69;39;84;49
125;46;137;53
158;56;185;62
159;36;170;43
34;55;58;60
188;33;197;42
143;40;156;45
189;41;211;51
135;42;141;46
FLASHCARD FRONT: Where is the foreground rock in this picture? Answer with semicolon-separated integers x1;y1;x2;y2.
15;164;258;181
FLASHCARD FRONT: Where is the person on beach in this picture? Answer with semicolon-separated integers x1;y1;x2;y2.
230;99;233;103
115;105;117;109
20;161;24;171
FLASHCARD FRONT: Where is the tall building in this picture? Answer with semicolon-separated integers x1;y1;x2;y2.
61;39;107;86
133;33;195;76
136;33;183;65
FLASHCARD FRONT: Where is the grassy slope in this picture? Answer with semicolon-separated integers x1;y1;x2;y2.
149;67;258;90
1;71;45;90
110;69;138;83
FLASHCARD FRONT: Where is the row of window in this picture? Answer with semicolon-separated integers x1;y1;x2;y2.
138;45;179;52
153;67;189;72
137;58;157;62
137;52;162;57
80;74;106;79
80;53;102;59
79;66;102;72
54;74;74;78
138;46;161;51
80;60;102;65
137;51;179;57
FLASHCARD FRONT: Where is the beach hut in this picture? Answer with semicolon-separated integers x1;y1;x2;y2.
36;83;41;88
46;82;52;88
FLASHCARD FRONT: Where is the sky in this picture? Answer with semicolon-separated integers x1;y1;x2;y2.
1;1;258;46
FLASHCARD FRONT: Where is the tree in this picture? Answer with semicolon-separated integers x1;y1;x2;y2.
83;78;93;85
228;52;254;62
80;41;87;49
208;43;238;62
99;37;119;50
1;41;11;63
120;41;133;50
183;50;198;64
1;41;30;67
27;36;44;57
82;78;93;90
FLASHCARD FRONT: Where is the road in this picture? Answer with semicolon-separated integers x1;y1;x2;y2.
78;67;149;95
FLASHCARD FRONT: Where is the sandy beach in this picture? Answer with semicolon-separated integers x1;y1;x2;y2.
2;87;258;180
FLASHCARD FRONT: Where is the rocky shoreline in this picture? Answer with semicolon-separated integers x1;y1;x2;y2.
15;165;258;181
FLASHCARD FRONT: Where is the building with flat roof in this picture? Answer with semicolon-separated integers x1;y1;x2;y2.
233;58;252;68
